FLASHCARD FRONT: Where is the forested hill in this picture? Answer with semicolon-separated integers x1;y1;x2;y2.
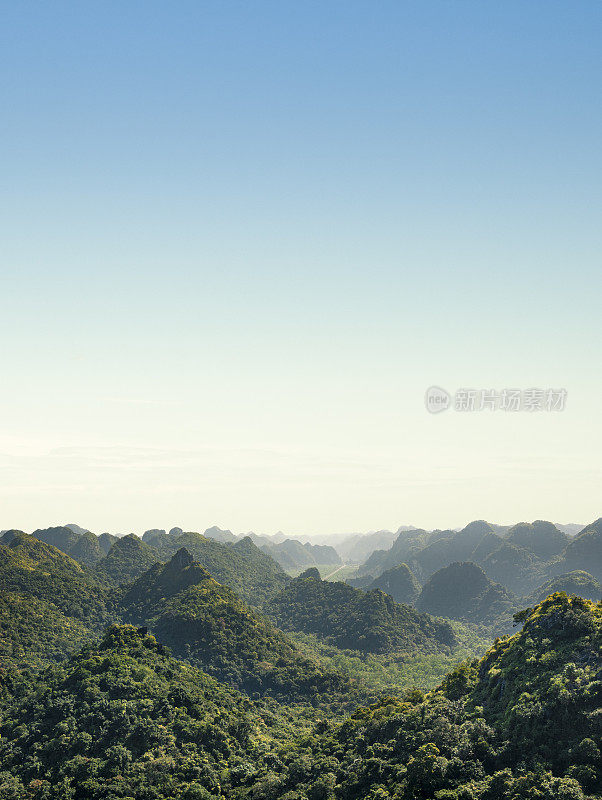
367;562;421;604
356;520;575;594
266;593;602;799
1;594;600;799
16;525;290;608
265;568;456;654
0;532;108;625
354;519;602;608
32;525;104;567
0;625;280;799
559;518;602;579
145;530;290;607
118;548;349;697
531;570;602;603
0;533;112;669
415;561;517;629
93;534;160;586
1;524;601;799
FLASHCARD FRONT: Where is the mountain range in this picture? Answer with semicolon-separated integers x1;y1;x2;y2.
0;515;601;798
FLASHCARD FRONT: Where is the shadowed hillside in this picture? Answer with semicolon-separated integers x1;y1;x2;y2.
416;561;517;629
265;568;455;654
367;562;421;604
32;525;104;567
118;548;348;697
557;518;602;580
93;534;160;586
505;520;569;560
531;570;602;603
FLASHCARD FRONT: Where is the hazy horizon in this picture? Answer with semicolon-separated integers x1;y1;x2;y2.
2;518;589;543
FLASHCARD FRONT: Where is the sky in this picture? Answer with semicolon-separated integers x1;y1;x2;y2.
1;1;602;536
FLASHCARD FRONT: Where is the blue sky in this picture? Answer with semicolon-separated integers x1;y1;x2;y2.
1;2;602;534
